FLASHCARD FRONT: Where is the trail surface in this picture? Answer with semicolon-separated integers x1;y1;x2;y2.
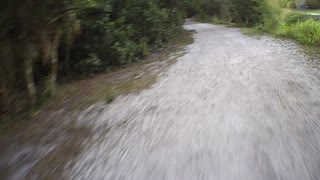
70;20;320;179
4;20;320;180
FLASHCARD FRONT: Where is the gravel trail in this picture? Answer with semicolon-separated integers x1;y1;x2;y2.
68;20;320;180
30;20;320;179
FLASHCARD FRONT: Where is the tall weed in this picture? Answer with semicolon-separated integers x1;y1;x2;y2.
284;19;320;45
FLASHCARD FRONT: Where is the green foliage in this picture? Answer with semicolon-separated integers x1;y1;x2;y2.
74;53;103;75
61;0;184;75
255;0;283;32
1;0;185;114
284;12;312;25
231;0;260;24
194;0;233;20
189;0;261;25
283;19;320;45
279;0;293;7
253;0;320;46
306;0;320;9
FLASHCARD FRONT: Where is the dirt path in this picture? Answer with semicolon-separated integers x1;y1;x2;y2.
3;20;320;179
70;20;320;180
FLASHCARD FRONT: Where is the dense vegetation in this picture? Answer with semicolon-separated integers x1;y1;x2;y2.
186;0;292;25
0;0;186;115
306;0;320;9
277;11;320;45
257;1;320;46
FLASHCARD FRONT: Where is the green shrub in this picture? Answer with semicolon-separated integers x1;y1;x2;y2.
306;0;320;9
231;0;260;25
66;0;184;73
75;53;103;75
284;19;320;45
284;12;312;25
256;0;282;32
279;0;292;7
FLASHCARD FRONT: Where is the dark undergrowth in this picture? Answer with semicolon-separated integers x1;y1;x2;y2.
0;29;194;135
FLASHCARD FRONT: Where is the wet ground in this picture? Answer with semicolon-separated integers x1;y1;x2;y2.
2;20;320;179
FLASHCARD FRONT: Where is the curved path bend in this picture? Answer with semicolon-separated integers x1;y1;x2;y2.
6;20;320;180
70;20;320;180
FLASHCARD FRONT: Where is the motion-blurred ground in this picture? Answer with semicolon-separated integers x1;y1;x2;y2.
2;20;320;180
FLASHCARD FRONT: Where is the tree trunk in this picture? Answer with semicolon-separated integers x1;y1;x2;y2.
65;41;71;74
44;53;58;96
0;40;15;114
24;42;37;106
43;29;61;96
38;27;61;97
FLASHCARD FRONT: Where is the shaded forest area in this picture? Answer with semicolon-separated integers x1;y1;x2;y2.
1;0;186;115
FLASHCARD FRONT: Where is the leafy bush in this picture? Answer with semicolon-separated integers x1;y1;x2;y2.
231;0;260;25
284;12;312;25
306;0;320;9
65;0;185;74
284;19;320;45
279;0;293;7
256;0;282;32
74;53;103;75
190;0;267;25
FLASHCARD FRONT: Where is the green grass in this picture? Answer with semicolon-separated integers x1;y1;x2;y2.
281;19;320;46
240;27;268;36
241;8;320;47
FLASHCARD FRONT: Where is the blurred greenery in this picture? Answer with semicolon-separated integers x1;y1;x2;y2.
0;0;186;115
